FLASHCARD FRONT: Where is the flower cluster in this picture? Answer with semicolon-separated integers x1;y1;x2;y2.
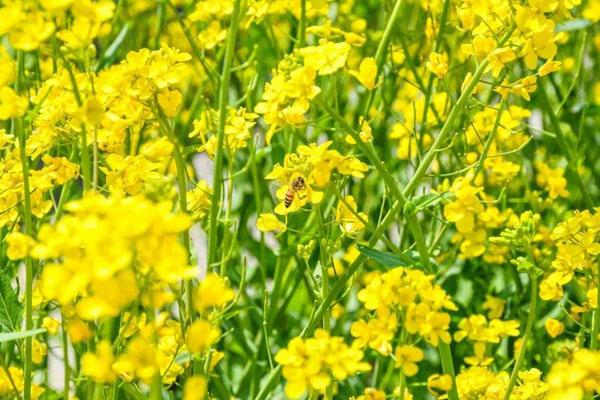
540;209;600;302
353;267;457;354
443;177;512;259
275;329;370;399
9;194;193;320
265;141;368;215
546;349;600;399
455;367;548;400
190;107;258;158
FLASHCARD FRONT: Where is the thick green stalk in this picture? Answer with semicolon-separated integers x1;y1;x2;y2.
207;0;243;270
591;261;600;350
61;318;70;399
503;275;538;400
439;342;459;400
15;50;34;400
297;0;307;48
374;0;403;70
18;120;34;400
315;205;330;331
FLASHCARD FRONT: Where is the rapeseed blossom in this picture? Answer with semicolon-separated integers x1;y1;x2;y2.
0;0;599;399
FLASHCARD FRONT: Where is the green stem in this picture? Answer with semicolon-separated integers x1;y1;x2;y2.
408;207;456;399
397;372;406;400
439;342;459;400
315;205;330;330
472;98;507;182
591;261;600;350
405;213;433;272
404;58;489;196
207;0;243;270
16;50;34;400
92;129;98;190
503;274;538;400
60;52;91;192
361;0;404;117
418;0;451;138
61;318;70;399
297;0;307;48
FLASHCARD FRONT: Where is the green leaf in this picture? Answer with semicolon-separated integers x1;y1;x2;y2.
556;19;593;32
357;244;417;267
270;142;285;164
0;274;22;333
0;328;45;343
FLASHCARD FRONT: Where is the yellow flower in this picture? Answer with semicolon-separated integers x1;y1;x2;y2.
185;320;220;354
511;76;538;101
32;339;47;364
356;388;386;400
2;6;54;51
394;345;424;377
187;180;212;221
521;26;558;69
464;342;493;366
255;64;320;144
300;41;350;75
346;118;373;144
455;366;509;399
31;194;192;320
0;87;27;120
443;178;484;234
482;295;505;319
115;337;159;383
41;317;60;335
351;308;397;355
538;59;561;76
487;47;516;77
183;376;207;400
336;196;367;235
101;154;162;195
194;273;235;313
349;57;378;90
82;341;116;383
81;96;105;126
426;52;448;79
546;349;600;400
197;21;227;50
267;141;367;215
256;213;287;233
6;232;35;260
67;319;92;344
276;329;370;399
158;89;183;118
534;161;569;199
427;374;453;395
545;318;564;338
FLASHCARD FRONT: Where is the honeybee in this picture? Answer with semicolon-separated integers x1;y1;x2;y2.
284;176;306;208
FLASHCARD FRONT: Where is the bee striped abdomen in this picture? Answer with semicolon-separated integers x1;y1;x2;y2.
284;190;295;208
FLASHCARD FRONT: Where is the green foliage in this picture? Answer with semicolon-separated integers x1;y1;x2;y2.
0;273;22;333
